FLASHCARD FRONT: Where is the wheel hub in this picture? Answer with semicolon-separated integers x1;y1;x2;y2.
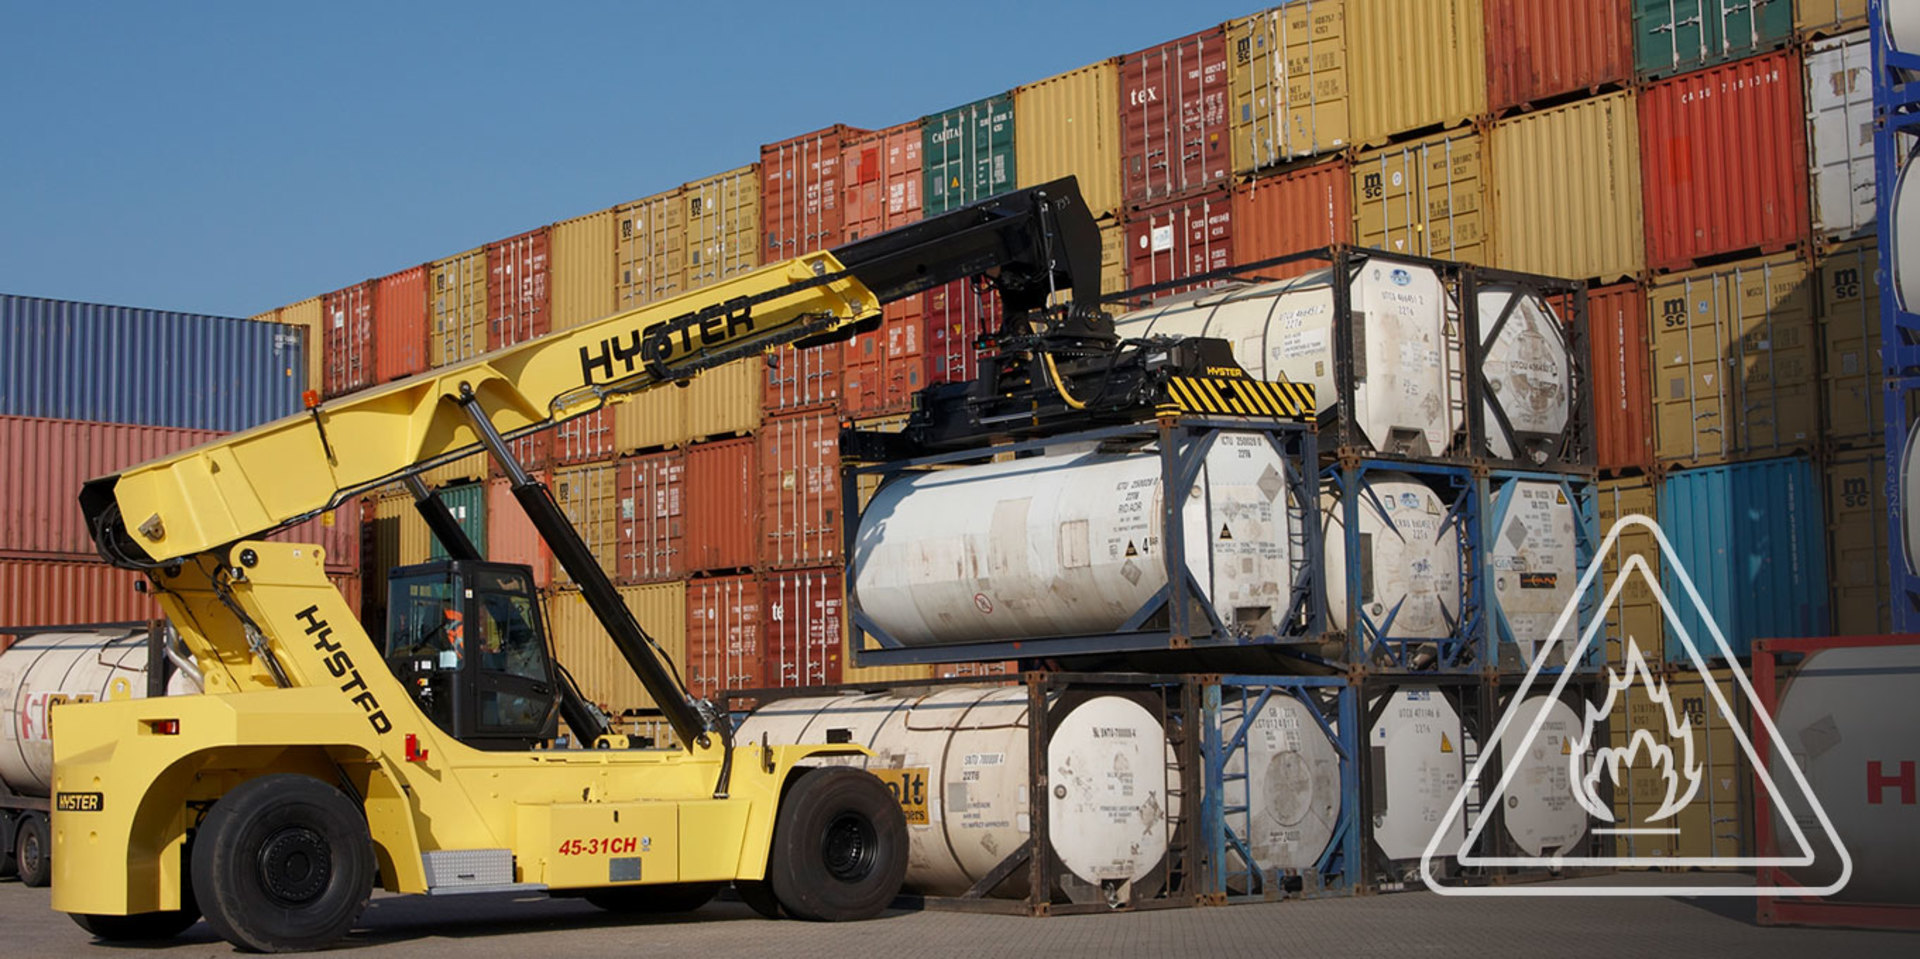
258;825;332;906
821;812;877;883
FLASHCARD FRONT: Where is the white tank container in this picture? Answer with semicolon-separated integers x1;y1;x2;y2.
1111;261;1463;457
1897;150;1920;312
1903;419;1920;575
0;629;198;797
853;431;1298;645
1323;472;1463;638
1490;480;1581;667
1768;643;1920;905
1218;694;1342;877
1367;689;1473;863
1496;694;1589;858
1477;286;1574;464
736;686;1177;900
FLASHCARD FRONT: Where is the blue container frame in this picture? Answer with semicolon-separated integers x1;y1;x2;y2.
1323;459;1485;672
1873;0;1920;630
1201;675;1360;902
844;417;1321;667
1482;469;1600;674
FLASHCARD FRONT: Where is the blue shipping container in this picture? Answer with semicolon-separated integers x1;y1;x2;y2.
0;294;305;432
1658;456;1828;662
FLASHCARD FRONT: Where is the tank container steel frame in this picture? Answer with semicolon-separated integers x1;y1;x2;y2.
1356;674;1494;892
1462;264;1596;472
1483;469;1601;675
1479;673;1613;884
1199;675;1360;903
1871;0;1920;630
844;417;1320;667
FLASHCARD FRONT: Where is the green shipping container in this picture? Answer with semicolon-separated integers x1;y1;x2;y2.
1633;0;1792;80
922;93;1015;216
427;482;488;561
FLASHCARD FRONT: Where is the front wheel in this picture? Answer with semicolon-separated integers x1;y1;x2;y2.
16;812;50;887
765;768;908;922
190;774;374;953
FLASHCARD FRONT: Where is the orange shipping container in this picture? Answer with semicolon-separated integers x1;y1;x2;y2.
758;408;841;570
685;574;763;700
554;407;616;465
1483;0;1633;113
486;476;550;591
761;125;864;263
763;339;842;414
0;558;158;628
843;298;928;419
0;415;222;559
374;264;429;383
322;280;375;397
1586;282;1654;474
684;437;758;574
762;567;844;689
1230;158;1352;276
487;227;551;350
1126;187;1235;293
1120;26;1233;207
923;278;1001;387
841;122;928;419
615;449;684;585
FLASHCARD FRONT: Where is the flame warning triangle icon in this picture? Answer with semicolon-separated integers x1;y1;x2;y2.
1420;514;1852;897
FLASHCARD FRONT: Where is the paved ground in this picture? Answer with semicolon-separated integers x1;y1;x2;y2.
2;872;1911;958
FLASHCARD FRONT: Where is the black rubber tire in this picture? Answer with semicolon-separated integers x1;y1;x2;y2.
16;812;51;888
734;880;783;919
582;882;722;913
190;774;373;953
765;768;907;922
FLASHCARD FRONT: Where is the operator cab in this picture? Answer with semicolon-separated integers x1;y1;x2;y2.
383;561;560;749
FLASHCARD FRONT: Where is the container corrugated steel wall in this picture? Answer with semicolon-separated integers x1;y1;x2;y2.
682;166;760;291
419;451;488;490
1348;0;1487;146
556;408;616;464
1597;477;1663;667
1484;0;1633;113
685;437;757;573
1659;456;1827;661
615;393;685;455
1639;50;1809;273
1817;240;1881;449
0;415;221;558
923;93;1015;216
322;281;376;397
487;475;550;591
552;462;619;587
1633;0;1793;80
547;584;686;715
367;493;420;620
1125;187;1235;293
262;296;325;397
762;125;861;262
1352;127;1486;262
1230;158;1351;275
842;121;923;242
429;248;488;368
617;449;685;584
682;364;762;444
762;567;844;688
762;337;842;414
1608;665;1750;858
1015;60;1124;219
843;300;926;418
1648;252;1816;466
758;408;840;570
374;264;429;383
426;482;486;561
0;558;158;627
1228;1;1351;173
487;227;551;350
1491;90;1644;283
923;278;1001;387
550;209;616;332
1120;26;1233;207
1587;282;1655;473
615;189;684;311
685;574;762;700
1805;31;1875;241
1825;452;1890;634
2;294;305;429
1795;0;1867;37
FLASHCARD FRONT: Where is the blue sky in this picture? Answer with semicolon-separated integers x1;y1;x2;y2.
1;1;1255;317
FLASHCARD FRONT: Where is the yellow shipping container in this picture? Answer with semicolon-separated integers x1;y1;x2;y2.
255;296;326;395
1228;1;1350;173
614;390;687;455
366;492;419;618
1015;59;1123;219
1817;240;1882;449
615;188;684;311
1648;253;1817;467
552;462;620;586
682;166;760;291
428;246;489;368
1348;0;1486;147
1491;91;1644;283
1098;217;1126;297
613;364;760;454
1826;453;1891;635
1606;665;1751;862
1352;126;1486;263
420;450;488;489
551;208;616;332
1597;478;1663;670
545;584;688;719
1795;0;1867;38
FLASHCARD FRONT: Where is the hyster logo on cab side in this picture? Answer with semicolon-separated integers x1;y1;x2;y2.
296;605;392;734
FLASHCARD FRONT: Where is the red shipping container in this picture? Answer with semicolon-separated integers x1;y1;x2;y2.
761;567;844;689
322;280;375;397
328;571;363;623
1484;0;1633;114
924;279;1002;387
374;264;430;383
761;125;864;263
1121;26;1232;208
487;227;551;350
685;574;763;700
554;407;615;465
487;475;551;591
615;449;685;584
1127;187;1236;293
758;408;841;570
1586;282;1654;474
0;415;222;559
841;121;923;241
843;298;928;418
683;437;757;573
1231;159;1352;278
1639;50;1810;274
0;558;158;628
764;339;843;413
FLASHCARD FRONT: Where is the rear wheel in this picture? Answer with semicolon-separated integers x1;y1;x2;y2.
190;774;373;953
765;768;907;922
583;882;721;913
16;812;50;887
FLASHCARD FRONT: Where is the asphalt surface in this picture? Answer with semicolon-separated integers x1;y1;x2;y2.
1;872;1911;958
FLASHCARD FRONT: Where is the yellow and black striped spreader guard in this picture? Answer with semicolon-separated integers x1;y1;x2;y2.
1161;375;1315;420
